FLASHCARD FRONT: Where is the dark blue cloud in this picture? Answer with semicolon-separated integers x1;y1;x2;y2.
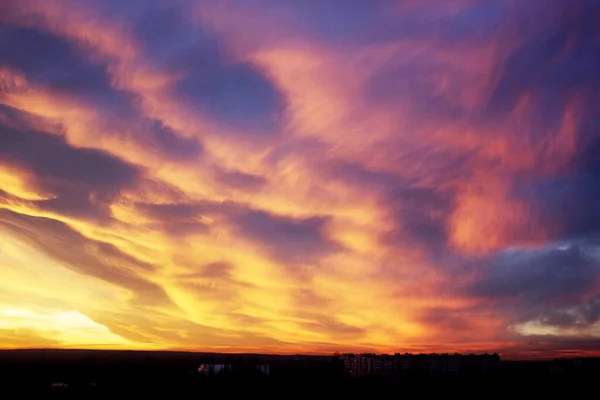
225;0;502;129
383;185;454;254
142;120;203;161
212;167;267;191
136;197;341;265
0;125;138;187
135;201;207;236
524;173;600;240
512;108;600;242
0;23;204;161
129;2;222;73
483;0;600;247
175;62;284;134
366;60;470;123
324;158;467;257
135;200;242;225
465;241;600;332
230;210;341;265
136;202;202;221
0;105;140;222
470;245;600;303
264;0;394;43
253;0;503;47
486;1;600;120
359;0;600;135
124;2;285;135
536;295;600;330
0;23;133;114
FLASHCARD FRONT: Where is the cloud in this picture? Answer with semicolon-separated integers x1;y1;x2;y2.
0;21;203;163
1;0;600;357
0;23;131;112
461;241;600;343
136;202;202;221
91;309;290;351
487;2;600;120
323;159;461;258
175;261;255;305
500;335;600;360
0;307;131;348
0;105;140;222
121;1;285;137
0;328;61;348
0;208;173;307
136;200;341;266
212;167;267;191
230;209;342;266
134;201;209;236
525;173;600;240
384;185;455;256
175;61;285;134
295;311;366;339
140;120;204;161
0;3;205;167
469;244;600;303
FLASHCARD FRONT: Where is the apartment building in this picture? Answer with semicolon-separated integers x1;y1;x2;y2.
340;353;500;377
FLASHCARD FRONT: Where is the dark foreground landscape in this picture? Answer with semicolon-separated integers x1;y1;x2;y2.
1;349;598;397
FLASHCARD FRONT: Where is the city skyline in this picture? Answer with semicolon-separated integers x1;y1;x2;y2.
1;0;599;359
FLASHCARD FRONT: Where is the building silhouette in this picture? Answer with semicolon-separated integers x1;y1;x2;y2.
341;352;500;376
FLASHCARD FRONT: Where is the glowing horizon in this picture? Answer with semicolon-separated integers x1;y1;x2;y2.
1;0;599;360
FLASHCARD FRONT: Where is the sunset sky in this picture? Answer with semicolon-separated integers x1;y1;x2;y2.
0;0;599;359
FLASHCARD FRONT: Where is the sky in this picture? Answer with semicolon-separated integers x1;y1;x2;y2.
0;0;599;360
